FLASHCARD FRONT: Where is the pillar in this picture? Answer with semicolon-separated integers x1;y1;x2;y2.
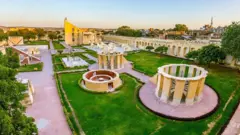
103;55;107;69
172;80;185;105
188;66;194;77
117;54;120;69
160;76;172;103
121;54;124;68
155;74;164;97
170;65;177;76
110;55;114;70
186;80;199;105
179;65;185;77
195;78;205;101
98;55;102;69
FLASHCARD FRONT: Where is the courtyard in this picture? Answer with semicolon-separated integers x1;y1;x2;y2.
55;50;240;135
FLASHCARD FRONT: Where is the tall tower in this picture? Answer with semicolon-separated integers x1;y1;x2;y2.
210;17;213;27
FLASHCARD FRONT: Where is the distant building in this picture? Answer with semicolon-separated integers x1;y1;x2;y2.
64;18;101;46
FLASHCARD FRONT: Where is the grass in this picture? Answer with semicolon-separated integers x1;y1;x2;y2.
18;62;43;72
59;73;163;135
126;51;240;134
53;41;65;50
25;40;49;45
56;51;240;134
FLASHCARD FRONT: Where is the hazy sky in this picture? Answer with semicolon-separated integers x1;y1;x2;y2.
1;0;239;29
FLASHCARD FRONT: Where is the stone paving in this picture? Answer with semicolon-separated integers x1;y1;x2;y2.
222;104;240;135
17;50;71;135
83;53;98;62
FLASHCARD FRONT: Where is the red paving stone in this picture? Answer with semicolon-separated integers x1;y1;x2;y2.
17;50;71;135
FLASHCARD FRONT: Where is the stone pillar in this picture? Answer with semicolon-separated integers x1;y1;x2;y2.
155;74;164;97
121;55;124;68
117;54;120;69
172;80;185;105
186;80;199;105
160;76;172;103
98;55;102;69
179;65;185;77
103;55;107;69
188;66;194;77
195;78;205;101
110;55;114;70
170;65;177;76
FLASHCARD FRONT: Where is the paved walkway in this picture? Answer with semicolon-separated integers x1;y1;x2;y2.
17;50;71;135
49;40;57;54
222;103;240;135
60;41;72;49
83;53;98;62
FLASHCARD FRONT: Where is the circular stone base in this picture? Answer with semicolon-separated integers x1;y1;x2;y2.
139;82;219;120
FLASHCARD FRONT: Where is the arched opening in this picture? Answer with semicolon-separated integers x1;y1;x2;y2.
183;47;188;56
172;46;176;56
177;47;181;56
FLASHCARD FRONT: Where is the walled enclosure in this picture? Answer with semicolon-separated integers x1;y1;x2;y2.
82;70;122;92
155;64;208;106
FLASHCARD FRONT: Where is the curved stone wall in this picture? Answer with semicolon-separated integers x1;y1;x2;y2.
82;70;122;92
98;52;124;70
155;64;208;105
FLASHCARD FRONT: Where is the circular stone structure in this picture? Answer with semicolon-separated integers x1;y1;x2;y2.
98;43;125;70
139;64;219;120
156;64;208;106
82;70;122;92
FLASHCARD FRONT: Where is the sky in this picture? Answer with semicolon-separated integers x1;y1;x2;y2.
0;0;240;29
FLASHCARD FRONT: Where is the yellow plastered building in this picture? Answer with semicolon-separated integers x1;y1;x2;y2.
64;18;101;46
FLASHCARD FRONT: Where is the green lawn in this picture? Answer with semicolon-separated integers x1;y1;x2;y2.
53;41;65;50
18;63;43;72
25;40;49;45
56;51;240;135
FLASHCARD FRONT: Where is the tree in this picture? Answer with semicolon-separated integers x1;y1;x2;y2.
155;46;168;54
0;54;37;134
186;44;226;67
222;22;240;66
0;29;7;41
185;50;200;61
48;32;57;40
174;24;188;32
146;46;154;51
57;35;63;40
5;48;20;69
116;26;142;37
34;28;46;40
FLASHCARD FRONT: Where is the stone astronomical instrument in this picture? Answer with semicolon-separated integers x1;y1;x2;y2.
82;70;122;92
98;43;125;70
155;64;208;105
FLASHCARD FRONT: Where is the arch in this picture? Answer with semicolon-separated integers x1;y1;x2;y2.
183;47;188;56
172;46;176;56
177;46;181;57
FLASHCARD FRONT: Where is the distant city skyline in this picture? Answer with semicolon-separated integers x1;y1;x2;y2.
1;0;239;29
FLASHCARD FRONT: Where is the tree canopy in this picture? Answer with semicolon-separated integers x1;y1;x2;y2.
146;46;154;51
116;26;142;37
221;22;240;61
0;29;7;41
186;44;226;67
0;51;37;134
174;24;188;32
155;46;168;54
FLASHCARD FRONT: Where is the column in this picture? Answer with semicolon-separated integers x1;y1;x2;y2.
110;55;114;70
179;65;185;77
155;74;163;97
172;80;185;105
98;55;102;69
103;55;107;69
170;65;177;76
121;54;124;68
117;54;120;69
195;78;205;101
188;66;194;77
160;76;172;103
186;80;199;105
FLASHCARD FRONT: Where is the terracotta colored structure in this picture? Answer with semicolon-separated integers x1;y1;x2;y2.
82;70;122;92
8;36;24;46
155;64;208;105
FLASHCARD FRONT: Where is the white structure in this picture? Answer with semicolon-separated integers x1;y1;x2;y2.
62;56;89;67
18;78;35;106
155;64;208;106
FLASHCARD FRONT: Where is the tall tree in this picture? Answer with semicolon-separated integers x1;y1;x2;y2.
174;24;188;32
34;28;46;40
48;31;57;40
116;26;142;37
0;54;37;134
221;21;240;66
0;29;7;41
